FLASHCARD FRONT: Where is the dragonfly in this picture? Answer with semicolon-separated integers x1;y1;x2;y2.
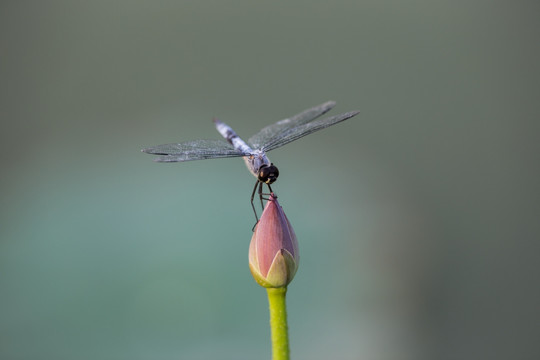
142;101;360;223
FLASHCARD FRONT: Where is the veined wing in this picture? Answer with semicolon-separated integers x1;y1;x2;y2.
262;111;360;152
248;101;336;149
142;139;248;162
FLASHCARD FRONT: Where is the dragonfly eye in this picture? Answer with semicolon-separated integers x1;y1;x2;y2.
258;164;279;184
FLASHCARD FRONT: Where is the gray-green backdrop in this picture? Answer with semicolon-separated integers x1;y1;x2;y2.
1;1;539;359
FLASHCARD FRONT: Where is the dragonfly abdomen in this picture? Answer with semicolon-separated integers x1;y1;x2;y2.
213;119;253;155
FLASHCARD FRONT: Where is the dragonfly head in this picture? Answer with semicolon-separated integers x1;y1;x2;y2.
258;164;279;184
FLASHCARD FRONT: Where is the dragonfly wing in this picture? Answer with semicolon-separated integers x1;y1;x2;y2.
142;139;248;162
151;153;245;162
248;101;336;149
262;111;360;152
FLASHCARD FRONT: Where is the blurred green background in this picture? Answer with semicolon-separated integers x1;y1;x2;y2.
1;1;539;359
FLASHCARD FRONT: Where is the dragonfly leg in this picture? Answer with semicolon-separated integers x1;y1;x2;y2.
250;182;277;232
267;184;275;198
260;183;276;201
258;182;265;210
250;180;260;225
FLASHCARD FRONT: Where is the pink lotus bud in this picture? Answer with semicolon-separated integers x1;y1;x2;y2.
249;194;299;288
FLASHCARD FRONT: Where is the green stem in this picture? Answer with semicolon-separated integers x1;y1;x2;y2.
266;287;290;360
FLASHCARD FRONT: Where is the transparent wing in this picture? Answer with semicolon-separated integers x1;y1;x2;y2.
247;101;336;149
262;111;360;152
141;139;249;162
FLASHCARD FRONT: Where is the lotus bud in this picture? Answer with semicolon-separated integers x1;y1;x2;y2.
249;194;299;288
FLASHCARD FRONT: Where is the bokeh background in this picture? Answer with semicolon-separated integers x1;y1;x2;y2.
1;1;539;359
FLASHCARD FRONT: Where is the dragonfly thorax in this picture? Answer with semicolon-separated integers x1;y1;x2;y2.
258;164;279;184
243;149;271;178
